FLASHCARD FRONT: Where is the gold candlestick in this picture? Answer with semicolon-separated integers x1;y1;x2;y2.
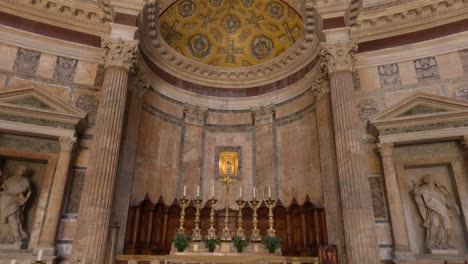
207;198;218;239
218;174;238;241
250;198;261;241
192;198;202;241
266;197;276;237
178;196;189;234
235;198;246;239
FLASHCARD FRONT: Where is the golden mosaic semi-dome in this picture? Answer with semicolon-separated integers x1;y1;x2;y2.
159;0;303;67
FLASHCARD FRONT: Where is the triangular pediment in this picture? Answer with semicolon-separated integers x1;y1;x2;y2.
0;84;87;132
370;93;468;136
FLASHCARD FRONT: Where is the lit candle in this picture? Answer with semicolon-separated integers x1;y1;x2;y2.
37;249;43;261
211;185;215;198
268;186;271;198
253;187;256;199
197;185;200;198
11;260;16;264
183;185;187;197
239;186;242;198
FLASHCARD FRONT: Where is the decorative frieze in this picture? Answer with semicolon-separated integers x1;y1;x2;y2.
378;63;401;88
320;40;358;74
13;48;41;75
184;105;208;126
453;84;468;100
414;56;440;82
101;37;138;70
53;56;78;82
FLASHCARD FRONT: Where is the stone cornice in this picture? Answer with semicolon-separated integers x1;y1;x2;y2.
320;40;358;74
139;0;320;89
102;37;138;70
0;0;109;36
352;0;468;41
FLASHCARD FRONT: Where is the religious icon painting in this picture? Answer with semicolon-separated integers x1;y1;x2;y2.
320;244;338;264
215;146;242;180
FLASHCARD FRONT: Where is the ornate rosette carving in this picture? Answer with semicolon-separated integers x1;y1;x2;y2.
310;75;330;98
184;105;208;126
59;137;77;152
320;40;358;75
102;37;138;70
377;143;394;158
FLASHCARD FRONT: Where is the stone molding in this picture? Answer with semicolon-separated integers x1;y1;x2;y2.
0;0;109;35
377;143;393;157
251;105;276;125
59;136;77;152
183;105;208;126
102;37;138;70
135;73;151;98
320;40;358;74
139;0;320;88
352;0;468;41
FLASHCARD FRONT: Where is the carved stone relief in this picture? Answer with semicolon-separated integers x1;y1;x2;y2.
414;57;440;82
357;98;379;121
459;49;468;73
12;48;41;76
53;56;78;82
353;71;361;91
94;64;106;87
378;63;401;88
369;175;387;219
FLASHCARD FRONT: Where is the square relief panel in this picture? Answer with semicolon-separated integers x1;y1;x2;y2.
357;98;379;122
414;57;440;82
378;63;401;88
399;164;467;255
12;48;41;75
452;84;468;100
53;56;78;82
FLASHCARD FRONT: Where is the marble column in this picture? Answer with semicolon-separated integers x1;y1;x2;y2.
377;143;411;256
320;40;380;264
37;137;76;252
73;37;138;264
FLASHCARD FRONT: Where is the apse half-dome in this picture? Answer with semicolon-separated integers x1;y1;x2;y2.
159;0;303;67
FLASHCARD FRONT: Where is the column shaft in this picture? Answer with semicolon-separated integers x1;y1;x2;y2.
38;137;76;249
328;70;380;264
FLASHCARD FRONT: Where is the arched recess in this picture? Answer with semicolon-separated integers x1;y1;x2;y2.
165;200;181;252
138;195;155;254
150;197;167;253
242;203;253;235
274;201;288;254
184;201;196;236
200;202;211;237
289;199;304;255
257;202;269;236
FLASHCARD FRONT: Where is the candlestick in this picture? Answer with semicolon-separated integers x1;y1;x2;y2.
192;198;202;241
250;198;261;242
235;198;246;239
178;197;189;234
207;198;218;239
266;196;276;237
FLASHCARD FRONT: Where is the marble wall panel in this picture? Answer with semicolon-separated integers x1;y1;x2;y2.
459;48;468;73
74;61;98;86
53;56;78;82
13;48;41;75
398;61;418;85
358;67;380;91
72;90;100;125
378;63;401;88
144;90;184;119
131;110;182;203
36;53;57;79
357;98;379;122
58;220;78;241
206;111;252;125
0;44;18;71
368;175;387;220
414;56;440;82
450;83;468;100
436;52;464;79
277;113;322;205
64;169;85;215
94;64;106;87
275;91;314;118
203;130;254;209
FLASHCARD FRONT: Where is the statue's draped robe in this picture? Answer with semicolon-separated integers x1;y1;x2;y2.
0;175;30;242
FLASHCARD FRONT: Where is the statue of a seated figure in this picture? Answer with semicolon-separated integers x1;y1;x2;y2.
0;165;31;246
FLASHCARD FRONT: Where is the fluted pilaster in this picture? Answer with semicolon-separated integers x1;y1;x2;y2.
377;143;411;255
320;40;380;264
73;38;137;264
38;137;76;250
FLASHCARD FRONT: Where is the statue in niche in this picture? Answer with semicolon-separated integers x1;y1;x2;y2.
412;175;459;251
0;165;31;245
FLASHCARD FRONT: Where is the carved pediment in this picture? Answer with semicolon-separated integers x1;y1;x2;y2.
370;93;468;144
0;84;88;137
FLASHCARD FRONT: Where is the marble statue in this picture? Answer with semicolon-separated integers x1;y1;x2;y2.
0;165;31;244
413;175;459;251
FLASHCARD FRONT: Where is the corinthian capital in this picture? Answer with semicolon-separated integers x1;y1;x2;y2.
320;40;358;74
377;143;394;158
251;105;276;125
102;37;139;70
59;137;77;152
184;105;208;126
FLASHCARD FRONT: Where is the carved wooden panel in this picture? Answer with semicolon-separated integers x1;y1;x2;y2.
274;203;288;253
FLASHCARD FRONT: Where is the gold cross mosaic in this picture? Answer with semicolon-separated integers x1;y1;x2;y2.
159;0;303;67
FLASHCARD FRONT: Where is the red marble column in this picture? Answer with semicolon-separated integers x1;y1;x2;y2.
320;41;380;264
73;37;138;264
